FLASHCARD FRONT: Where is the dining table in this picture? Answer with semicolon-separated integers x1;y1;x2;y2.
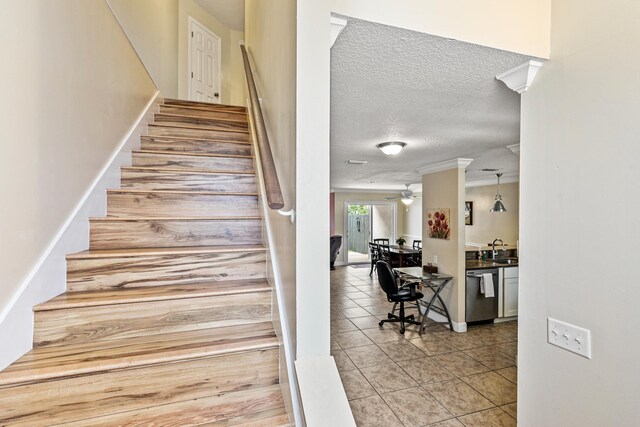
387;245;421;267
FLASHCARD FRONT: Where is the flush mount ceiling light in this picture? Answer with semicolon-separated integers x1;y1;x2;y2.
376;141;406;155
490;173;507;212
401;197;414;206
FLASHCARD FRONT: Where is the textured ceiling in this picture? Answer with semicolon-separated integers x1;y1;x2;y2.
194;0;244;31
330;19;534;192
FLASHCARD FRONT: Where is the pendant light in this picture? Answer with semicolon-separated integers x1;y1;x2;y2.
490;173;507;212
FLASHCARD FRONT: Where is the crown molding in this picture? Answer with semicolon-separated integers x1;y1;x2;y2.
332;188;404;194
496;60;544;94
465;175;519;188
416;158;474;175
330;16;348;48
507;144;520;156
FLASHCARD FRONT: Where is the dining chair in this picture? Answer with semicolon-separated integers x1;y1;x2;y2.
412;240;422;250
373;238;390;246
368;242;380;276
376;261;423;334
410;239;422;266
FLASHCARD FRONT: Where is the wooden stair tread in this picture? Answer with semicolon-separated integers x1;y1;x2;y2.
0;322;277;388
67;244;266;260
61;386;287;427
35;280;271;311
155;112;249;125
141;134;252;145
90;216;263;221
148;123;250;135
163;98;247;111
108;189;258;196
122;166;256;175
134;149;253;160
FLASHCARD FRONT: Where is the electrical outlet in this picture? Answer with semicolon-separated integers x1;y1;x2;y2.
433;255;438;265
547;318;592;359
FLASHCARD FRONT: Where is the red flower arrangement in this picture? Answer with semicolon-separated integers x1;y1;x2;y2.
426;209;451;240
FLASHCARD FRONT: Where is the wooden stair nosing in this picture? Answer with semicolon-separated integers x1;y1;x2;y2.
35;280;272;311
133;149;253;160
158;106;249;122
141;134;252;145
66;244;267;260
0;323;278;389
148;122;250;135
121;166;256;176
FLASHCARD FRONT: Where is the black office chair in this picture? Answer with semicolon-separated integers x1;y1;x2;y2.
330;235;342;270
376;261;423;334
368;242;380;276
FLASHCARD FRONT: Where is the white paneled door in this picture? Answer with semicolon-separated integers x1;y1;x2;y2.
189;18;221;104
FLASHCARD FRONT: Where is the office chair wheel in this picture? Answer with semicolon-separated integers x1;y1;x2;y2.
379;321;384;327
399;327;405;334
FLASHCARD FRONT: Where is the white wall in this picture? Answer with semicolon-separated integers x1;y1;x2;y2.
0;0;157;366
107;0;179;98
519;1;640;425
178;0;246;105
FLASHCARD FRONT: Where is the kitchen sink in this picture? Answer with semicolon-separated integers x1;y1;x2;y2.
493;258;518;265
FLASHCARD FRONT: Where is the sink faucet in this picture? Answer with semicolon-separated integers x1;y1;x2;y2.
491;238;505;259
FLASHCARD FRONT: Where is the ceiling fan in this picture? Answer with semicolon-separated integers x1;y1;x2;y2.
386;184;421;206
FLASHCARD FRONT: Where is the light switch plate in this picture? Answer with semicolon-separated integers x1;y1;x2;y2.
433;255;438;265
547;317;592;359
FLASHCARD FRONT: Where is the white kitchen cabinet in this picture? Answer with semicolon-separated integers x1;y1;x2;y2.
503;267;519;317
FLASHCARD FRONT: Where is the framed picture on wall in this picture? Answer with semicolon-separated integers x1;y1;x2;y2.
465;201;473;225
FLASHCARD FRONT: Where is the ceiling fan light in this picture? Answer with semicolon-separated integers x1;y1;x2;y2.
377;141;406;155
401;197;414;206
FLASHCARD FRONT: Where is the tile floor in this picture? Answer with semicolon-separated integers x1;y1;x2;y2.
331;266;518;427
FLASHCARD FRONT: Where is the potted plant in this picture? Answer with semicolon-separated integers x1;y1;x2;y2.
396;237;406;247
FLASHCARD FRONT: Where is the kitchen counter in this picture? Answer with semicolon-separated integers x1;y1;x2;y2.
466;259;519;270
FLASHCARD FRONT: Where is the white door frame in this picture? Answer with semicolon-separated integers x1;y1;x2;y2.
343;201;397;265
188;16;222;103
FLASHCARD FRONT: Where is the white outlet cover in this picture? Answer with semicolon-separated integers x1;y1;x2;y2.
547;317;592;359
433;255;438;264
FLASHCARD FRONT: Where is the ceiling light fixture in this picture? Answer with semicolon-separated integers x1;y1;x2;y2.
401;197;414;206
490;173;507;212
376;141;406;155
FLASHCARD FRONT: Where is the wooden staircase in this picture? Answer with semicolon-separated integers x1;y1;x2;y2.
0;99;290;426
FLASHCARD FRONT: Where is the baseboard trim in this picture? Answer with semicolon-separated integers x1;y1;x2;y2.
0;91;160;370
425;310;467;333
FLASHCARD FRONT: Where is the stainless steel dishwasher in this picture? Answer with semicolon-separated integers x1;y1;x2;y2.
466;269;499;322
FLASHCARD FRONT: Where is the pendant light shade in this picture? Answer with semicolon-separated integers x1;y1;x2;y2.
490;173;507;212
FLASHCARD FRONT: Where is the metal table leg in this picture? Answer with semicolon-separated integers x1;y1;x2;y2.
418;278;453;335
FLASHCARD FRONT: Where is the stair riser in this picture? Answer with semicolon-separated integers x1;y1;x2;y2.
132;152;254;172
90;219;262;250
107;192;259;218
67;250;267;291
121;169;257;193
34;291;271;348
0;349;279;426
160;105;247;121
154;113;249;130
148;124;250;142
140;136;252;156
163;100;247;114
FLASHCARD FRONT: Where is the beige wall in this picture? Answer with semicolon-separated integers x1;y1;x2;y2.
519;1;640;425
465;182;519;248
421;168;466;327
107;0;179;98
334;192;406;264
178;0;246;105
0;0;156;321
